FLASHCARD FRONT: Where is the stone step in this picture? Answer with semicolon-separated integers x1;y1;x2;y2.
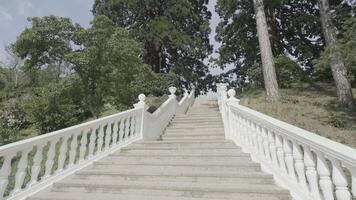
92;163;261;173
50;179;290;199
117;148;244;156
169;124;224;128
29;191;290;200
131;141;235;148
162;135;225;140
122;144;235;150
73;170;274;184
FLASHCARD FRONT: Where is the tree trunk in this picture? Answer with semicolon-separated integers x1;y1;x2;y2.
253;0;280;102
144;42;161;73
318;0;354;108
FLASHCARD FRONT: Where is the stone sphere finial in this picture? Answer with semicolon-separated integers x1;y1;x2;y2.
169;86;177;96
227;89;236;98
138;94;146;102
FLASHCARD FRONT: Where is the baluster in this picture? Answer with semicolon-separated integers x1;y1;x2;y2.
257;125;265;157
236;115;242;141
262;127;271;162
349;167;356;198
119;119;125;142
88;127;96;157
44;139;58;178
104;123;112;150
68;133;78;166
12;149;31;194
0;154;14;198
125;117;130;139
130;116;135;136
330;159;351;200
79;130;88;162
251;122;259;153
275;134;287;173
232;113;238;139
112;120;119;145
304;146;321;199
283;137;296;180
30;144;45;186
316;152;334;200
57;135;69;172
247;119;253;148
97;125;104;152
292;141;307;189
268;131;278;168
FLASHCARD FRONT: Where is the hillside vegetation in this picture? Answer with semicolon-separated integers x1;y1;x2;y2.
239;83;356;148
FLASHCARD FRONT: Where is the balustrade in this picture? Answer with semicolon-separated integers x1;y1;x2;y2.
217;83;356;200
0;86;195;200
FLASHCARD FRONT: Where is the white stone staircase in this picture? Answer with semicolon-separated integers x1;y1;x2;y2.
27;100;291;200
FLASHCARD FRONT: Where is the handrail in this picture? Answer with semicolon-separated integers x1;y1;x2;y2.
216;83;356;200
0;86;195;200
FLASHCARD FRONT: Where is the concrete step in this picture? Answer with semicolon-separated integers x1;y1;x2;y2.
162;135;225;140
131;141;235;148
92;163;261;173
29;191;291;200
73;171;274;184
122;144;235;150
50;179;290;199
118;148;245;156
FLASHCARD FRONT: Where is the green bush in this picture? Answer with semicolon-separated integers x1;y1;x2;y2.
275;55;304;88
27;76;89;134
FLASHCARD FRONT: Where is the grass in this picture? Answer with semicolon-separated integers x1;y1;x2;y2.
238;82;356;148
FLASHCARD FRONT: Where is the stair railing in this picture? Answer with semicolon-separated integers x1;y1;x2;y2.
0;86;194;200
217;83;356;200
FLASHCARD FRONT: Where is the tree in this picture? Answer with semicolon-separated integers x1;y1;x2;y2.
317;0;354;108
0;46;23;88
93;0;212;92
11;15;77;84
215;0;324;89
253;0;280;102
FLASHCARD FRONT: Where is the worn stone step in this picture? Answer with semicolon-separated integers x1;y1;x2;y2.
162;135;225;140
121;144;235;150
118;148;244;156
29;191;290;200
92;163;261;173
131;141;234;148
73;171;274;184
51;179;290;199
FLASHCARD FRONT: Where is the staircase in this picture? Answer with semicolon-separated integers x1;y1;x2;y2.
28;99;291;200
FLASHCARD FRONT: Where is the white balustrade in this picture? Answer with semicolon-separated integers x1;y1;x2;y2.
0;86;195;200
216;83;356;200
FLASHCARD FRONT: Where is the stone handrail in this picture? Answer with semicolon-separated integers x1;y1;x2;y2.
217;83;356;200
0;87;195;200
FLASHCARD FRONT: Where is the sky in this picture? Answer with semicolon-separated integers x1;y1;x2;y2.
0;0;225;74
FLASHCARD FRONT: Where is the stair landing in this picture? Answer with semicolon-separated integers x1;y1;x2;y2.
28;98;291;200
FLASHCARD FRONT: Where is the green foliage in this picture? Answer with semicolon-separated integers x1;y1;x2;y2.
274;55;304;88
93;0;212;92
27;76;89;134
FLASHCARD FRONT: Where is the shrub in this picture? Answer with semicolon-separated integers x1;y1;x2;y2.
275;55;304;88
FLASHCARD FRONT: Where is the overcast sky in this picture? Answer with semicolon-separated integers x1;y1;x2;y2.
0;0;224;73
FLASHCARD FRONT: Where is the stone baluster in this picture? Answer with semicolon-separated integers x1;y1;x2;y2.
303;146;321;199
44;139;59;178
97;125;104;152
112;120;119;145
57;135;69;172
316;152;334;200
130;116;135;136
68;133;78;166
0;154;15;198
330;159;351;200
268;130;278;168
104;123;112;149
275;134;287;173
292;141;307;189
283;137;296;180
119;119;125;141
79;130;88;162
248;120;257;153
125;117;130;139
262;127;271;162
257;125;265;157
30;144;45;186
348;167;356;198
12;148;31;194
252;122;260;154
88;127;96;157
247;119;253;148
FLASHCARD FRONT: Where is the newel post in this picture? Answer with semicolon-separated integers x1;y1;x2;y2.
226;89;240;140
134;94;149;140
169;86;177;113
